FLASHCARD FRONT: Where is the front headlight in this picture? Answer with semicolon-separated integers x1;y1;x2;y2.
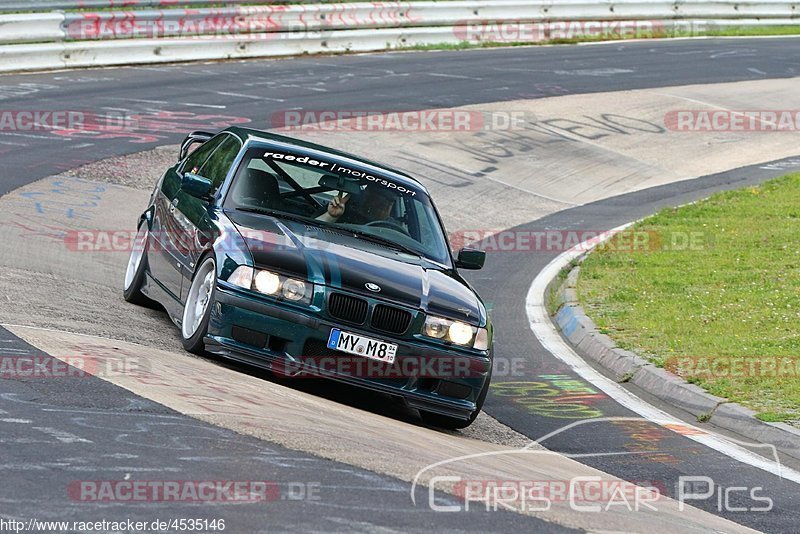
422;315;489;350
448;321;473;345
226;266;313;305
255;270;280;295
423;316;449;339
281;278;307;301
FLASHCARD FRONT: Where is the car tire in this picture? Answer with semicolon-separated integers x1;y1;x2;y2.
181;255;216;355
123;222;152;306
420;368;492;430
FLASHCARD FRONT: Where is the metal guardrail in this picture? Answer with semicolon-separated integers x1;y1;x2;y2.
58;4;419;42
0;1;796;72
0;0;325;11
3;1;798;44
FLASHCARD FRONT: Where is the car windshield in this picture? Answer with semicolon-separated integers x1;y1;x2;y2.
223;145;451;265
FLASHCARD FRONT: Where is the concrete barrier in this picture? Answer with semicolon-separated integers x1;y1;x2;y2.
0;12;64;44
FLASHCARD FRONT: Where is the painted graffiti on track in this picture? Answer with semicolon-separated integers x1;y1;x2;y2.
491;374;605;419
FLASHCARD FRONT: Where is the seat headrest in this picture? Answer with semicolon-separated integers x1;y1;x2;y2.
236;168;281;209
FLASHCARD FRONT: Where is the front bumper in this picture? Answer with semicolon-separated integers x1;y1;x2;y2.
207;284;491;420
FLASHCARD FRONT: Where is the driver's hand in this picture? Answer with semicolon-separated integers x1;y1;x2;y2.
327;192;350;219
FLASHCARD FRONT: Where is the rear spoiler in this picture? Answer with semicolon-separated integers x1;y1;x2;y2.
179;131;215;161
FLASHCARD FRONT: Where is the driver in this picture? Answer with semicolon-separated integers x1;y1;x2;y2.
317;185;395;224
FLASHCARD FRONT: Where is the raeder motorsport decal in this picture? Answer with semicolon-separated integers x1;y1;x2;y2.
263;151;418;196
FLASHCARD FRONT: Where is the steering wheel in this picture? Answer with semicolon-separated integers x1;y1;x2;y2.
364;220;411;235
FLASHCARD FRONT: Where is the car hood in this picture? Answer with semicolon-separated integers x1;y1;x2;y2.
227;211;484;324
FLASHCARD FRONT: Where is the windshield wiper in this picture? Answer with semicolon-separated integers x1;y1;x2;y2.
346;228;421;257
232;206;422;257
232;206;323;227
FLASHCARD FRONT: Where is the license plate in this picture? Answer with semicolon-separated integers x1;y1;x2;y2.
326;329;397;364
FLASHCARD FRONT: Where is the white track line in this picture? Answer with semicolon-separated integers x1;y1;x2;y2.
526;223;800;484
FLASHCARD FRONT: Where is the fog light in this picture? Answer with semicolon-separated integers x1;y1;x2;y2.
437;380;472;400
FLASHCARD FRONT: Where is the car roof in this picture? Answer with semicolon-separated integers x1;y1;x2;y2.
226;126;429;195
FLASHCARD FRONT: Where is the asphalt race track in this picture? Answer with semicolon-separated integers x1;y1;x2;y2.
2;38;800;532
0;328;570;533
1;38;799;190
473;157;800;533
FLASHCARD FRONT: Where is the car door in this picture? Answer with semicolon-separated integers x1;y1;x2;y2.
149;134;227;301
174;134;242;303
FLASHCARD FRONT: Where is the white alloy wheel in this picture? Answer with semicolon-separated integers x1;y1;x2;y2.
182;258;215;339
124;225;148;291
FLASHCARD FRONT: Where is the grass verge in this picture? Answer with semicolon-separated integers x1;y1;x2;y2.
577;173;800;422
407;25;800;52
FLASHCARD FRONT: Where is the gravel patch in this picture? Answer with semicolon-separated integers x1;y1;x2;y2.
63;144;179;190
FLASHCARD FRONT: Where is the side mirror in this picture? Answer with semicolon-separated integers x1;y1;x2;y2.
179;131;214;161
181;173;213;198
455;248;485;270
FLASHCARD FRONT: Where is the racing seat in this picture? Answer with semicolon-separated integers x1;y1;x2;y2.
234;168;282;210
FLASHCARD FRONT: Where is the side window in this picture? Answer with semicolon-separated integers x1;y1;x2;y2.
198;136;241;193
181;134;226;175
